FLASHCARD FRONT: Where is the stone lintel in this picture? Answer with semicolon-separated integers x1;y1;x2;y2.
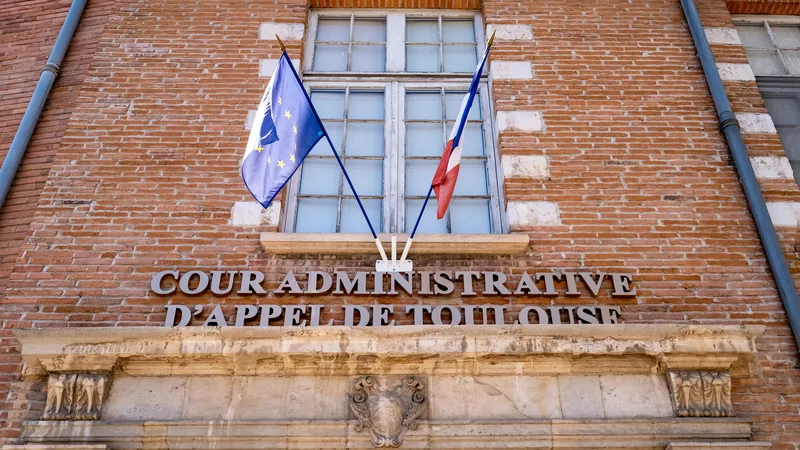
666;442;772;450
15;325;763;377
20;418;754;449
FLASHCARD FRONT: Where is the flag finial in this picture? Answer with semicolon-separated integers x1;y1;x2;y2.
487;29;496;47
276;34;286;52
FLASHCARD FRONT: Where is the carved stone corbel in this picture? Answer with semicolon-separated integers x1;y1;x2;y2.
667;370;733;417
41;373;110;420
349;375;426;448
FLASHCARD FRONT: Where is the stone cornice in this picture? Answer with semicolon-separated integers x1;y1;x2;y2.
14;324;764;377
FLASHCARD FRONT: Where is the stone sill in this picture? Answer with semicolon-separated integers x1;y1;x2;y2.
15;324;763;377
260;232;530;255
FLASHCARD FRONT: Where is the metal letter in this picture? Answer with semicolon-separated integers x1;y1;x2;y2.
405;305;431;325
210;271;237;295
576;306;600;324
344;305;370;327
371;305;395;326
432;305;461;325
482;271;511;295
259;305;282;327
388;272;413;295
239;271;267;294
536;273;562;296
309;304;333;326
202;305;228;326
419;271;434;295
519;305;549;325
564;272;581;296
597;305;622;324
462;304;476;325
164;305;191;327
178;270;209;295
372;272;386;294
547;305;565;324
455;271;479;296
611;273;636;297
579;272;605;297
235;305;258;327
284;305;307;327
433;272;454;295
151;270;179;295
333;271;369;295
306;271;333;294
514;272;542;295
274;271;302;294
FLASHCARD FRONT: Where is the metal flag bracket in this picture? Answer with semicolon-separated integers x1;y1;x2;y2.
375;236;413;273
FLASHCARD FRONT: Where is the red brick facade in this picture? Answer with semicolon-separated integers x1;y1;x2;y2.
1;0;800;447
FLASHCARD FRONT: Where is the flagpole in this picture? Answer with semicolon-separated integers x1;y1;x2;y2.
276;36;390;263
400;30;496;262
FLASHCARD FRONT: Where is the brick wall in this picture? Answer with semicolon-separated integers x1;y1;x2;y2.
1;0;800;447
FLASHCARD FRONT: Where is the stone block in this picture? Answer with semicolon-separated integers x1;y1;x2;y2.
704;28;742;45
558;375;605;419
230;201;280;226
429;375;561;420
751;156;794;179
736;113;777;134
502;154;549;178
497;111;544;132
716;63;755;81
767;201;800;227
486;24;533;40
259;22;305;41
233;376;349;420
507;201;561;226
182;376;234;420
490;61;533;79
600;374;674;418
103;376;186;420
260;58;301;77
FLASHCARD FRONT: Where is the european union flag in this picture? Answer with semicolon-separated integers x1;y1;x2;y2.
241;53;326;208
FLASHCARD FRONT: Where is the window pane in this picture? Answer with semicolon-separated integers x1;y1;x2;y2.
317;19;351;42
459;123;485;157
341;199;382;233
444;45;477;72
352;44;386;72
348;92;384;119
406;45;439;72
296;198;338;232
317;121;343;154
445;92;481;120
745;49;784;75
406;92;442;120
407;20;438;43
343;159;383;196
442;21;475;43
347;123;384;156
353;19;386;42
737;25;772;48
453;159;488;195
777;128;800;160
310;91;345;119
299;158;340;195
781;50;800;75
764;97;800;126
406;160;438;196
313;44;349;71
406;123;444;156
772;26;800;49
405;199;448;233
450;199;491;233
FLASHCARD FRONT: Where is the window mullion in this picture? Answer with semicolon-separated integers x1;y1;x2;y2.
336;88;351;232
765;22;791;75
394;82;405;234
386;13;405;72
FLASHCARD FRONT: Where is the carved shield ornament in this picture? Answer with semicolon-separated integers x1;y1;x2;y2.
349;376;426;448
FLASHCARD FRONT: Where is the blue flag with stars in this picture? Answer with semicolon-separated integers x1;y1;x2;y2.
241;53;325;208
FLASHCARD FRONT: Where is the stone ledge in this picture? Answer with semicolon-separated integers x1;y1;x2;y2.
20;419;754;450
15;325;763;376
260;232;530;255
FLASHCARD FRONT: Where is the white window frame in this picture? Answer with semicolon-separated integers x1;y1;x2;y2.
283;9;507;234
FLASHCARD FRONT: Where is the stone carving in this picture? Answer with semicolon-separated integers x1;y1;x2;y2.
349;375;426;448
668;370;733;417
42;373;109;420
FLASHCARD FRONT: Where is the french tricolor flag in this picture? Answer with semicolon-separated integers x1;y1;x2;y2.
431;35;494;219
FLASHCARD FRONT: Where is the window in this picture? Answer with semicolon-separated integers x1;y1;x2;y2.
284;11;504;234
736;20;800;185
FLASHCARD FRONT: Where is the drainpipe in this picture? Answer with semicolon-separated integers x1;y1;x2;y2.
0;0;87;210
679;0;800;351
